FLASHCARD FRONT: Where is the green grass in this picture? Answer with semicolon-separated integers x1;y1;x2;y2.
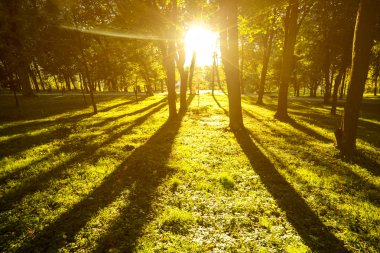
0;93;379;252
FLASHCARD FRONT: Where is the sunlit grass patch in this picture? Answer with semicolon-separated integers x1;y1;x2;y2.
158;207;196;234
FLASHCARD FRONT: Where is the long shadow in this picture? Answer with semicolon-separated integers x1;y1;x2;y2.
124;97;167;116
337;151;380;178
97;96;148;113
0;112;93;137
89;98;167;129
212;94;229;116
285;118;331;143
245;128;380;209
234;129;348;253
0;102;168;213
0;97;157;137
0;99;169;188
0;126;73;158
292;111;380;148
16;97;193;253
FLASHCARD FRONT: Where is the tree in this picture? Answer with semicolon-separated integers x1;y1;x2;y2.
275;0;299;120
219;0;244;130
339;0;379;153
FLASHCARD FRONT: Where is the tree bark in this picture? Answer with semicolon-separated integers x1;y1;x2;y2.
373;64;379;96
219;0;244;130
330;70;344;115
339;68;347;99
33;61;45;91
331;42;352;115
340;0;379;153
18;64;34;96
29;66;39;92
188;51;196;95
323;51;332;104
257;27;274;105
176;41;188;112
275;0;299;120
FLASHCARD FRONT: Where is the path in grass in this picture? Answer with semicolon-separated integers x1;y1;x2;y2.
0;93;379;252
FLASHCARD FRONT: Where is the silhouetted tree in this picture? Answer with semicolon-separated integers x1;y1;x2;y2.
339;0;379;153
219;0;244;130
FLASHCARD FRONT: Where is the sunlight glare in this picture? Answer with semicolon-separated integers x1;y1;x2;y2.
185;26;218;67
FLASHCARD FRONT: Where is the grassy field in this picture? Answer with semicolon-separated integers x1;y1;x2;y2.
0;93;379;252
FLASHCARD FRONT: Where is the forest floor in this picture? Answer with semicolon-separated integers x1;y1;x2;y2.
0;93;379;252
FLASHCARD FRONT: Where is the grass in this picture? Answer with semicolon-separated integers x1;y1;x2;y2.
0;92;379;252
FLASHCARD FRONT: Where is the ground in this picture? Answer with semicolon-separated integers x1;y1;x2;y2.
0;93;379;252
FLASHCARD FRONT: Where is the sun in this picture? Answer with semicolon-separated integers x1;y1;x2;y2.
184;26;218;67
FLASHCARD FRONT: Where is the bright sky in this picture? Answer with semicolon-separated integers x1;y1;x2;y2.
184;26;219;67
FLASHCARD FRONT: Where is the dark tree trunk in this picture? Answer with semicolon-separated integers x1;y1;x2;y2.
294;71;299;97
211;53;216;95
63;73;71;91
219;0;244;130
29;66;39;92
33;61;45;91
339;68;347;99
340;0;379;153
275;0;299;120
18;64;33;96
240;42;245;94
373;64;379;96
330;70;344;115
53;75;60;91
257;27;274;105
323;52;332;104
79;74;87;105
331;41;352;115
176;41;188;112
70;75;77;90
166;40;177;119
188;51;196;95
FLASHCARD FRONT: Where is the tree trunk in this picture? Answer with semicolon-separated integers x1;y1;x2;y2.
294;71;299;97
63;73;71;91
331;41;352;114
257;27;274;105
330;70;344;115
219;0;244;130
188;51;196;95
18;64;34;96
70;75;78;90
53;75;60;91
79;74;87;105
177;41;188;112
240;42;245;94
339;68;347;99
29;66;39;92
323;52;331;104
340;0;379;153
33;61;45;91
275;0;299;120
373;64;379;96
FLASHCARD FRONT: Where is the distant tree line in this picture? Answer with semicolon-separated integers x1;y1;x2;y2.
1;0;379;153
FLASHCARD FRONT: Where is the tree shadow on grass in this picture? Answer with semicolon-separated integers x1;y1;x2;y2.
0;112;92;138
97;96;147;113
212;94;228;116
234;129;348;253
336;150;380;177
285;118;331;143
15;98;192;253
0;102;168;214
